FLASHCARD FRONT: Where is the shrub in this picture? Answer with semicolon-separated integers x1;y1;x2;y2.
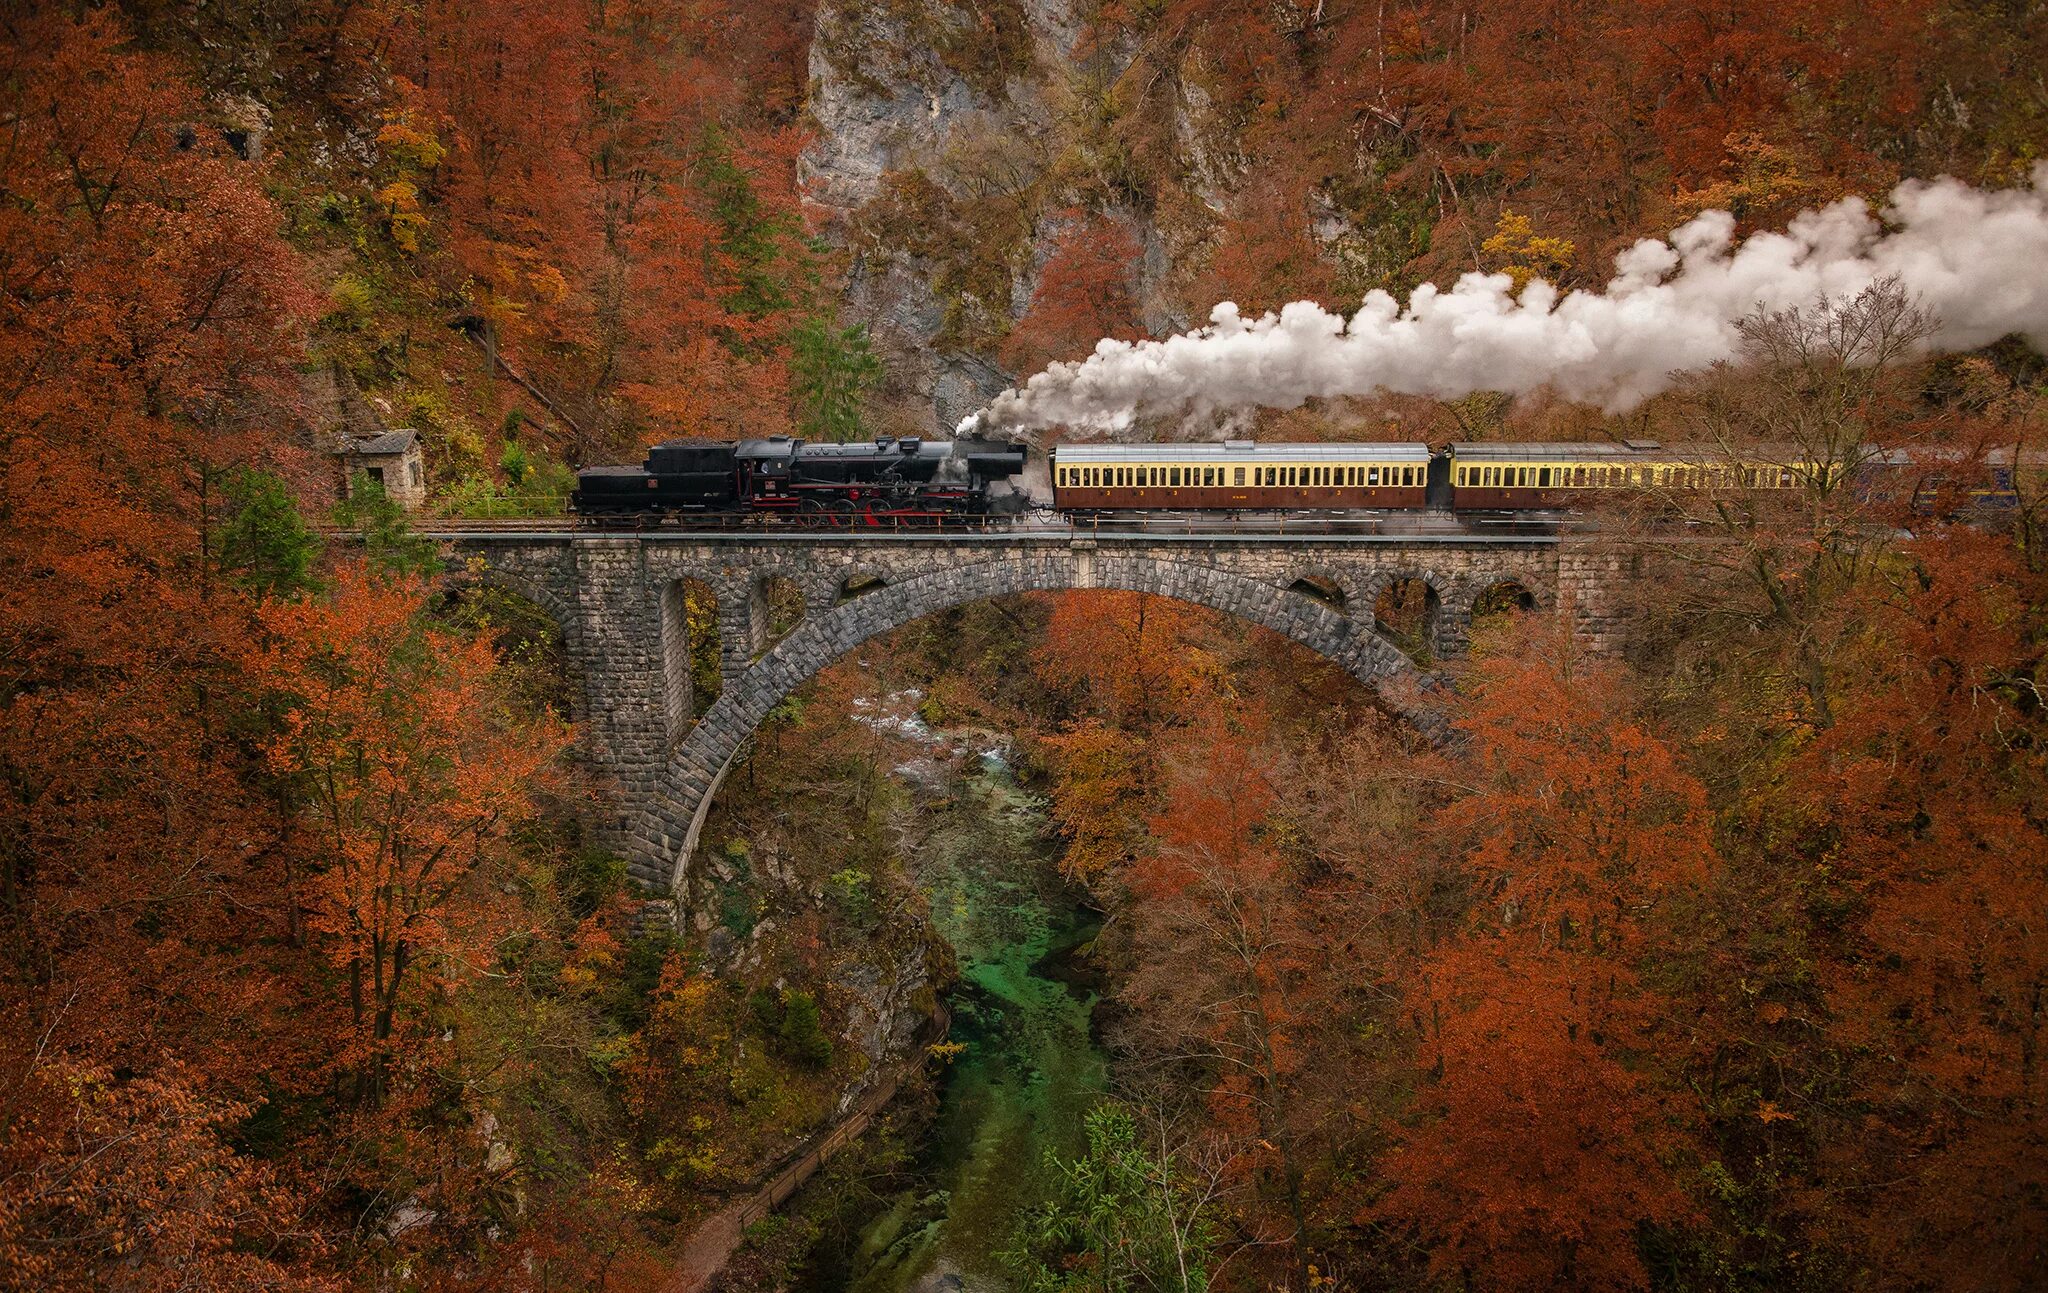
777;990;832;1069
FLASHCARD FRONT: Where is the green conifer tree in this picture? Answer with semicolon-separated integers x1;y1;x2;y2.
333;475;442;577
790;316;881;442
215;469;323;599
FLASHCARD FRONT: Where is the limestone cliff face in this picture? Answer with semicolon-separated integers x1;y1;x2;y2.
799;0;1093;432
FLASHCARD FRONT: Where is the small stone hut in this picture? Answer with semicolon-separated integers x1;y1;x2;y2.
334;429;428;510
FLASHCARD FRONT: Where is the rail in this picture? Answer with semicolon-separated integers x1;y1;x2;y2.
353;508;1568;543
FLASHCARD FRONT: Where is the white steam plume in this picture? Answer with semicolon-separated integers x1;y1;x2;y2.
960;166;2048;436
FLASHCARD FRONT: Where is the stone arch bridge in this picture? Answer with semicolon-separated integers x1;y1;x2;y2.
442;529;1622;902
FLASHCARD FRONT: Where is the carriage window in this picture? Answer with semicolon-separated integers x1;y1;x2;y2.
1538;468;1550;487
1233;467;1245;486
1168;467;1180;486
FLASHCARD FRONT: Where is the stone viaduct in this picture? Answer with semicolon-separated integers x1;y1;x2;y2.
439;528;1623;908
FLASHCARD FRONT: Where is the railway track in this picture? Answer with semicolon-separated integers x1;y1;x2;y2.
319;509;1571;541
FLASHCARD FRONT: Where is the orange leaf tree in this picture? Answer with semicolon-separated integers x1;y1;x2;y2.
253;568;568;1106
1376;624;1710;1290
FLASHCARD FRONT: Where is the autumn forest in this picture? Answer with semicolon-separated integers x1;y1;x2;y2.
4;2;2048;1292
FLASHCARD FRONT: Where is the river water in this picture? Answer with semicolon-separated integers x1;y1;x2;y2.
805;721;1106;1292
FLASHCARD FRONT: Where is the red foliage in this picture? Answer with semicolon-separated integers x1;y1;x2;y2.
1001;214;1148;375
1765;529;2048;1282
1375;626;1709;1289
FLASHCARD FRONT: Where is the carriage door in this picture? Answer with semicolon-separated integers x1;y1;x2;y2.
1425;454;1453;511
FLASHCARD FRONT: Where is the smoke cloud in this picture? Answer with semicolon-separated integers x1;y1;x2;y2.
960;166;2048;437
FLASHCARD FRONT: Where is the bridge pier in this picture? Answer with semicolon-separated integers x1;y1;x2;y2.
565;539;673;865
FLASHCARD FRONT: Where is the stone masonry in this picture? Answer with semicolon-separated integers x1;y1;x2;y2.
447;529;1572;905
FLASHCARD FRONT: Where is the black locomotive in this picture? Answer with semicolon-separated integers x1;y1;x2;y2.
572;435;1029;525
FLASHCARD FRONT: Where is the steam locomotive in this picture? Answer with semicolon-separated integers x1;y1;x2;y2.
570;435;1030;523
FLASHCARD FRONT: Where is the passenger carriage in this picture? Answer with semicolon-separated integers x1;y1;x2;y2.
1447;441;1815;510
1051;440;1433;513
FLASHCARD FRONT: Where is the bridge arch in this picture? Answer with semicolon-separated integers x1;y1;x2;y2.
449;566;579;650
631;552;1433;898
445;567;587;721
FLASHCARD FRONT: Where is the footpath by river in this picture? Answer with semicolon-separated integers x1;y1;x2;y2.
797;701;1107;1293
